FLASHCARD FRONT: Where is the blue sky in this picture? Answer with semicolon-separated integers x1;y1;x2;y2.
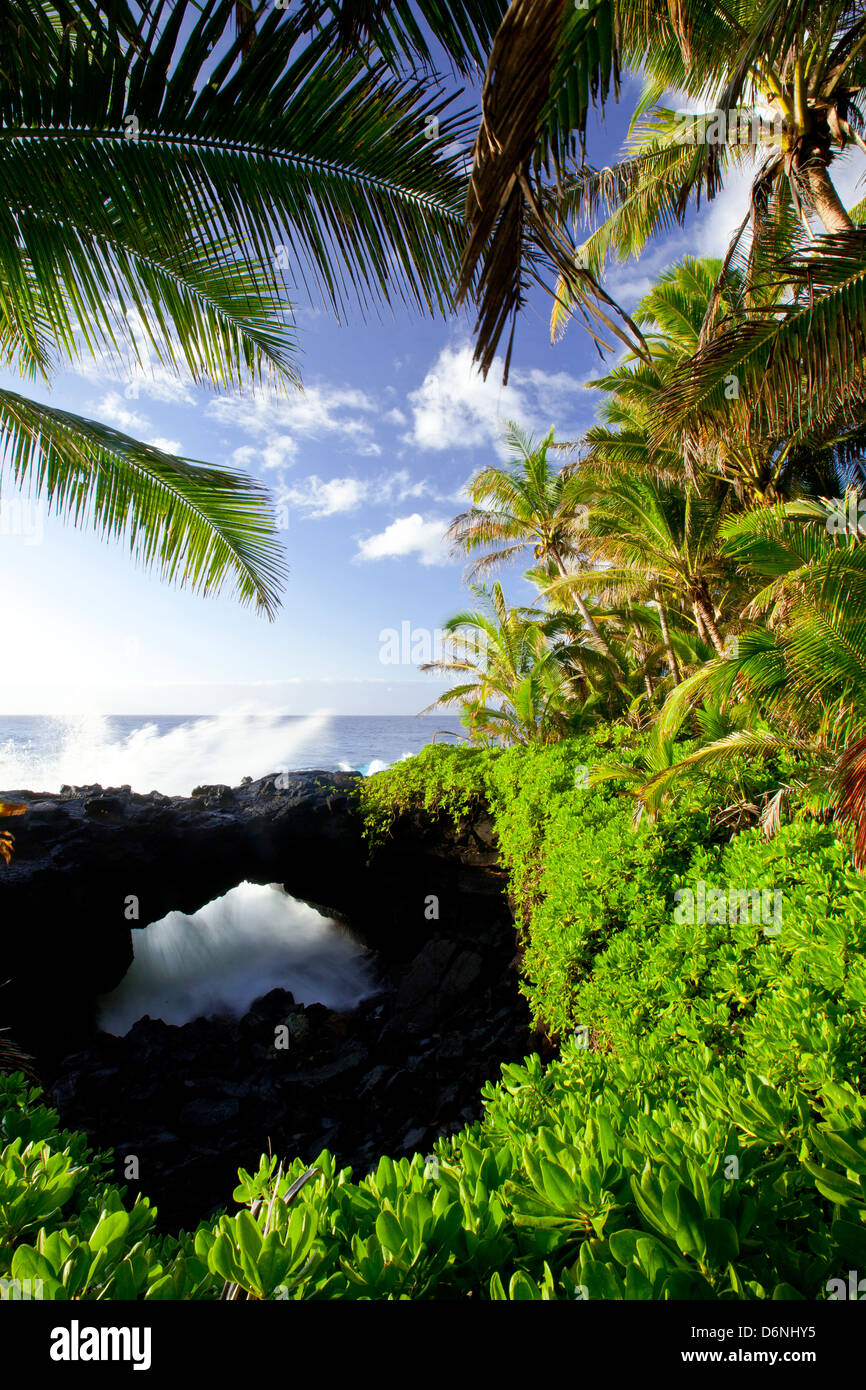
2;70;863;716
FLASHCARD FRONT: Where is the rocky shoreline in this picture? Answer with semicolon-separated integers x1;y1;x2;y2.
1;771;544;1229
48;944;535;1231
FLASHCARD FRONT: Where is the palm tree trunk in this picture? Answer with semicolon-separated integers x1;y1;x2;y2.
656;590;681;685
693;595;726;657
552;548;624;674
799;153;855;234
572;589;623;671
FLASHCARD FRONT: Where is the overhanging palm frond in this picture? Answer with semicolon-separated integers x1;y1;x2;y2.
0;0;488;614
655;232;866;442
548;118;752;344
462;0;866;387
297;0;509;76
2;0;475;380
0;389;287;616
457;0;646;379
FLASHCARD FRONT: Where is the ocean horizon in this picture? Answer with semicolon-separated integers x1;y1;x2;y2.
0;712;467;797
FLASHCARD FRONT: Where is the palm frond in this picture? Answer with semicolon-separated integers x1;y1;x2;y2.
0;388;287;615
297;0;509;77
457;0;647;379
1;0;475;380
656;232;866;441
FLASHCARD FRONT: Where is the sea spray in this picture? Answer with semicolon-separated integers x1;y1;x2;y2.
0;710;331;796
97;881;375;1035
339;750;414;777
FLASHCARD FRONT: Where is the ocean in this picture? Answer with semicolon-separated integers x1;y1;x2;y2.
0;712;466;797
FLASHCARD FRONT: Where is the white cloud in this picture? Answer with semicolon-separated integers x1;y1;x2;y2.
278;468;438;520
68;302;198;405
374;469;432;503
147;437;182;454
404;344;592;455
355;513;451;566
383;407;408;426
93;391;151;434
207;382;379;464
280;475;368;518
405;346;524;452
119;366;196;406
76;361;196;405
261;434;299;470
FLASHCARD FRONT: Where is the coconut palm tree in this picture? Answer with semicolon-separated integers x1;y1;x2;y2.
620;498;866;843
447;423;624;669
458;0;866;390
419;583;575;745
548;473;740;657
0;0;474;610
294;0;508;75
656;232;866;462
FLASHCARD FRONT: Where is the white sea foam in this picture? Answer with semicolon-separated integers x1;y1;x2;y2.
339;751;413;777
0;709;331;796
97;880;374;1035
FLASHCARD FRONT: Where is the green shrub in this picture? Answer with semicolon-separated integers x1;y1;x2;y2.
361;730;736;1037
2;733;864;1300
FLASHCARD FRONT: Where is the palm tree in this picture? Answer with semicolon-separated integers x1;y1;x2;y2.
293;0;508;75
458;0;866;387
538;599;676;709
419;583;573;745
656;232;866;467
0;0;474;608
555;474;740;658
541;260;747;669
447;423;623;669
622;498;866;845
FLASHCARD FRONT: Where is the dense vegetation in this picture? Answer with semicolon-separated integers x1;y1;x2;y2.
2;735;866;1300
2;0;866;1304
422;245;866;867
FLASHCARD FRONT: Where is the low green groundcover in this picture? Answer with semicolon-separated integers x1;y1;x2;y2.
2;737;864;1299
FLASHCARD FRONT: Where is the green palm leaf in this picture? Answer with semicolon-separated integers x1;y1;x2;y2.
656;232;866;441
0;0;481;609
0;388;287;615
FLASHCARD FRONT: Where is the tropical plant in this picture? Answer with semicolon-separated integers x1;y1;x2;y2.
293;0;508;76
419;582;578;744
560;474;740;657
447;423;623;668
657;232;866;457
612;498;866;831
0;0;474;609
459;0;866;374
7;748;866;1301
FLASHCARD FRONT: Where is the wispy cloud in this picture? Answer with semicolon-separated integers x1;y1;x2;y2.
280;475;368;518
279;468;442;519
92;391;152;435
207;382;380;466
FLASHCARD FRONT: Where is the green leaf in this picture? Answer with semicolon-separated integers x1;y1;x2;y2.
375;1209;404;1257
830;1218;866;1266
88;1210;130;1257
235;1210;263;1262
703;1217;739;1268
